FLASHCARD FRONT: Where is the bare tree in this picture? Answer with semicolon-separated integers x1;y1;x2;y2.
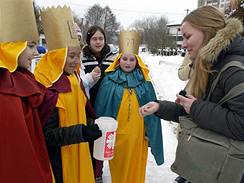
84;4;104;27
103;6;120;43
81;4;120;44
131;16;174;53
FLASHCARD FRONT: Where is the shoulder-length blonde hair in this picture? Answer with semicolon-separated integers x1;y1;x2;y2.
182;6;226;98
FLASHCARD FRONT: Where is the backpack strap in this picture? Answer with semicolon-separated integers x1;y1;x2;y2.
218;82;244;105
206;60;244;101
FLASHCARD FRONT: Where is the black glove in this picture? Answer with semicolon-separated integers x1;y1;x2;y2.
82;124;102;142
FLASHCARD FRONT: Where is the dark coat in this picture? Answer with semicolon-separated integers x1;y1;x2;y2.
44;108;90;183
82;44;118;105
156;18;244;141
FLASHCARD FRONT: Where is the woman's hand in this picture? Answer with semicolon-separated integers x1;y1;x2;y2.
139;101;160;117
176;94;197;114
91;66;101;81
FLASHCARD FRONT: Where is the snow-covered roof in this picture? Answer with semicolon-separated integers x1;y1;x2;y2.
166;21;181;26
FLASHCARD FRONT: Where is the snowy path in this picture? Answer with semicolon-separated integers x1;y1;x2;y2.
103;53;186;183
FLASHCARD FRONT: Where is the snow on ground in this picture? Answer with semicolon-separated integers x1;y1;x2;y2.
103;52;186;183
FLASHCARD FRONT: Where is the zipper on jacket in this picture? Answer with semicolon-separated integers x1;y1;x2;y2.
187;135;192;141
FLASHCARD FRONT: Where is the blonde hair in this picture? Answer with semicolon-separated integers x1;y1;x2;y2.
229;0;244;36
182;6;226;98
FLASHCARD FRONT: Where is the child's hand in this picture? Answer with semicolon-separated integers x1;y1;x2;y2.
139;102;159;117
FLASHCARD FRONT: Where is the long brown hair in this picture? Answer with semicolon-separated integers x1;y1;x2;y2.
229;0;244;36
182;6;225;98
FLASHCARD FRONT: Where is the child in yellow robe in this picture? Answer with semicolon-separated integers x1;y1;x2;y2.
95;31;164;183
34;6;102;183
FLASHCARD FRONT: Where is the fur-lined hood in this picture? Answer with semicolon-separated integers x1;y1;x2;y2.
199;18;244;64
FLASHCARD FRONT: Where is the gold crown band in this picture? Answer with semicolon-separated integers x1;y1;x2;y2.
0;0;39;42
41;6;80;50
119;31;141;55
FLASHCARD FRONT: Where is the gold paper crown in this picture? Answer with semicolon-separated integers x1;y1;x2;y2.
119;31;141;54
41;6;80;51
0;0;39;42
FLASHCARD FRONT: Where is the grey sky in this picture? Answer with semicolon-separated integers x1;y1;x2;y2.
35;0;198;28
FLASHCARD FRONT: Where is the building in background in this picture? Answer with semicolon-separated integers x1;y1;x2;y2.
164;23;186;56
198;0;231;12
166;23;182;48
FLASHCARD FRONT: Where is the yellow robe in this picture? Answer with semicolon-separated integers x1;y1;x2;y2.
109;89;148;183
56;74;95;183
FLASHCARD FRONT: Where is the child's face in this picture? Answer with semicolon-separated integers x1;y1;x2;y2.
64;46;81;74
18;41;37;70
119;52;137;73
